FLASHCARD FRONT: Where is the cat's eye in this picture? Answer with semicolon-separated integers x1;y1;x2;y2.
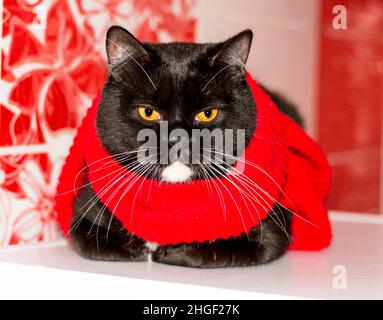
137;106;161;121
195;108;219;122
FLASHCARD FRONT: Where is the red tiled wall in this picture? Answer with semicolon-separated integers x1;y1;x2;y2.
317;0;383;213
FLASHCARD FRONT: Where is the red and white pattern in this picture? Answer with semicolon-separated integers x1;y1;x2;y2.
0;0;195;246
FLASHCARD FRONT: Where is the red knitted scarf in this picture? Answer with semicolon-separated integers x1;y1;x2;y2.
55;74;331;250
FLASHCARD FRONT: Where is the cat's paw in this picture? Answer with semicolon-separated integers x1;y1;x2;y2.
70;233;150;261
152;242;235;268
151;244;205;268
151;240;280;268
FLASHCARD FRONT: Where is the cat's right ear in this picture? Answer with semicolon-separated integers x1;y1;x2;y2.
106;26;150;66
209;29;253;67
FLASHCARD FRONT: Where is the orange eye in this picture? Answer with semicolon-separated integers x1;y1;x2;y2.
137;106;161;121
195;108;219;122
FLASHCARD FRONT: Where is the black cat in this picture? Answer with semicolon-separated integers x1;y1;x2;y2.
70;26;302;268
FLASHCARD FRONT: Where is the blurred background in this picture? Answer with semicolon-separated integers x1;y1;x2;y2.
0;0;382;246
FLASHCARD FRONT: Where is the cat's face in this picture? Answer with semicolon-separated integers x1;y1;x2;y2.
97;26;256;182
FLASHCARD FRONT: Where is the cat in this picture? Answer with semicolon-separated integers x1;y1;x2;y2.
70;26;303;268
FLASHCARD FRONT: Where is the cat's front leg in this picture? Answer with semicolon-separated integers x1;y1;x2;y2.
70;184;149;261
152;211;291;268
70;216;149;261
152;237;271;268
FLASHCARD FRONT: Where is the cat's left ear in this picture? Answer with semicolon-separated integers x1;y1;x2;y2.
209;29;253;67
105;26;150;65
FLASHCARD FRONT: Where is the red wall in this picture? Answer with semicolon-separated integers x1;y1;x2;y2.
317;0;383;213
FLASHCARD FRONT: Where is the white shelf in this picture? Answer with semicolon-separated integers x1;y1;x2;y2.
0;212;382;299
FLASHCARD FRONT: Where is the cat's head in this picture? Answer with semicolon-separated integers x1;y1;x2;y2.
97;26;256;182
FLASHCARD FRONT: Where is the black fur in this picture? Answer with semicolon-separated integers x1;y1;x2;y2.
70;26;300;268
97;28;256;178
71;183;291;267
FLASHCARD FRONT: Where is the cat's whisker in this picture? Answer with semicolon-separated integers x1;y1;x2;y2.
72;149;158;236
79;157;147;214
95;159;157;250
88;156;158;248
204;168;214;197
144;164;159;202
69;168;131;236
128;161;159;227
221;162;286;221
105;161;158;243
100;155;158;221
232;161;314;228
201;156;255;221
235;174;288;235
226;169;291;242
226;175;288;244
209;155;291;238
86;154;158;237
71;155;134;196
201;148;315;228
94;169;146;251
195;165;212;197
100;158;158;242
69;155;156;236
204;161;266;245
200;164;227;220
201;155;291;242
200;157;264;243
58;149;142;197
201;160;250;241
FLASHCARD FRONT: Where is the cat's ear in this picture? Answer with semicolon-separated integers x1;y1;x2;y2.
209;29;253;67
106;26;149;65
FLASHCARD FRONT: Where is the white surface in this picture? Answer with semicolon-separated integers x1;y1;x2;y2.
0;213;382;300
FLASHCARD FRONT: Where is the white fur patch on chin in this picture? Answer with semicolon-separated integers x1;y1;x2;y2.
161;161;193;183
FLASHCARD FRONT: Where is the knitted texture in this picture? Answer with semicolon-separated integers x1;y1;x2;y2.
55;74;332;250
